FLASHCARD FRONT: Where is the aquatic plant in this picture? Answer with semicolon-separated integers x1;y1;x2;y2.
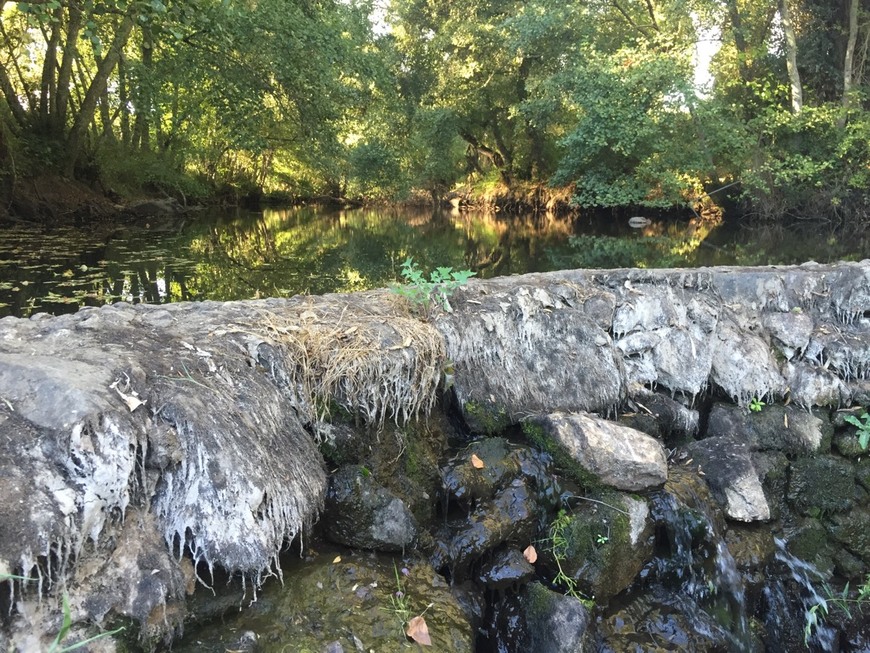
391;257;475;315
843;409;870;450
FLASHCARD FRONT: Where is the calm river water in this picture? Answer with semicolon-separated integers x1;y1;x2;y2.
1;205;868;318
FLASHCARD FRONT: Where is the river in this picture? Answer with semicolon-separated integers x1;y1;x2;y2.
2;205;868;319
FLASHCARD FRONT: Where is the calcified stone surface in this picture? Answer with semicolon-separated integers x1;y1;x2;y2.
1;260;870;647
437;261;870;422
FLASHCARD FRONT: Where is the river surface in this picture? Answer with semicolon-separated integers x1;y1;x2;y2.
1;205;868;318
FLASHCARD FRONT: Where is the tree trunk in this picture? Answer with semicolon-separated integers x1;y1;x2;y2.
843;0;859;110
780;0;803;114
118;54;131;145
0;20;29;128
725;0;752;83
55;0;87;134
39;7;62;127
65;13;135;175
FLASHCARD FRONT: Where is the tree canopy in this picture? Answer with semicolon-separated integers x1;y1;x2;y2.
0;0;868;221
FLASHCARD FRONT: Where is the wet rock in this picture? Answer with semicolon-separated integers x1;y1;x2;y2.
685;435;771;522
477;549;535;590
783;517;836;574
324;465;417;552
788;455;856;515
485;591;531;652
856;459;870;491
725;524;776;571
706;402;830;455
523;583;592;653
553;491;653;602
441;438;522;504
437;478;539;579
527;412;667;491
173;552;474;652
599;585;739;652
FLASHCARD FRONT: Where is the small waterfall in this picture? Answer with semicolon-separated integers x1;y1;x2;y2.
645;467;752;651
767;537;837;651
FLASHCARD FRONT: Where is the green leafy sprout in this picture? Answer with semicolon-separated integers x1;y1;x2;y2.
547;509;594;608
844;409;870;450
390;257;475;314
749;397;765;413
805;574;870;645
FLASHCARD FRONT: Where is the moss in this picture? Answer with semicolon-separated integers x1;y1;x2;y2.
521;421;602;491
464;400;511;435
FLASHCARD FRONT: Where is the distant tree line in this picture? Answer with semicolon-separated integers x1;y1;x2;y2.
0;0;868;221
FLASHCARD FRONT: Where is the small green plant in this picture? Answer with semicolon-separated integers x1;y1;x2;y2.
805;574;870;645
547;509;594;608
596;533;609;546
749;397;765;413
844;409;870;450
383;563;412;626
391;258;475;314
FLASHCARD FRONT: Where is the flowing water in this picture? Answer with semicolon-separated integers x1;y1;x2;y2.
2;205;869;319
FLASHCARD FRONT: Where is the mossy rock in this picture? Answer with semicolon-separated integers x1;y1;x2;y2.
552;490;653;602
173;551;474;652
463;400;511;436
787;455;856;515
785;517;836;575
521;420;602;491
826;506;870;565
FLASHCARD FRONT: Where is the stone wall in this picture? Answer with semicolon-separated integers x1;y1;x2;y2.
1;260;869;649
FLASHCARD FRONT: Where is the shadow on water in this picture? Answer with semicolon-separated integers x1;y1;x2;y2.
2;205;870;318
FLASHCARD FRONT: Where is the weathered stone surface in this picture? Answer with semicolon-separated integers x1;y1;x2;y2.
524;583;593;653
685;436;770;522
762;310;814;359
788;455;856;515
324;465;417;552
625;386;699;445
529;412;667;491
706;403;830;454
436;283;624;428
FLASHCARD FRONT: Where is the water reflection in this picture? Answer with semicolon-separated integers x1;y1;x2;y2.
1;206;868;318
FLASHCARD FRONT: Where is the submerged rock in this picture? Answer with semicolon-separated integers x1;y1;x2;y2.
173;550;474;652
324;465;417;552
527;412;667;491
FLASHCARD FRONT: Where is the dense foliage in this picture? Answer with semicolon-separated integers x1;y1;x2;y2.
0;0;868;221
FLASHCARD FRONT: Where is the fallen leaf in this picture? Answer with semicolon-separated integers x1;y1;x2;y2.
406;615;432;646
523;545;538;564
470;454;485;469
333;555;342;564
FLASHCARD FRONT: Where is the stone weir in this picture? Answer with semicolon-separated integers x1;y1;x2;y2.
1;261;870;650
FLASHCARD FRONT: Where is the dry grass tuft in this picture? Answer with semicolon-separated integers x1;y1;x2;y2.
251;299;446;428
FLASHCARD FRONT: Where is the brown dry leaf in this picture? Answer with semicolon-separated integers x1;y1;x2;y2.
332;555;342;564
406;615;432;646
470;454;485;469
523;545;538;564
